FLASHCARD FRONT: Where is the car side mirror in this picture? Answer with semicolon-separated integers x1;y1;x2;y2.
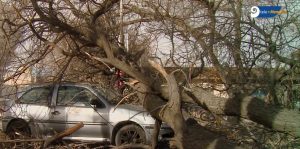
90;98;104;108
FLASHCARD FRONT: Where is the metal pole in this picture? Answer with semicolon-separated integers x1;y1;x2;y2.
119;0;125;48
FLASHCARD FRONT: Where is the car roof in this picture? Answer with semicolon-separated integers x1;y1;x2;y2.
19;82;97;97
26;82;94;87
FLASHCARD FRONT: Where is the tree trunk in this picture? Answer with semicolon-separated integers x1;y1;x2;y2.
182;123;244;149
163;86;300;137
132;82;245;149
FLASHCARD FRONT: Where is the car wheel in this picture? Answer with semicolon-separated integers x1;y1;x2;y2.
6;119;31;139
115;124;146;146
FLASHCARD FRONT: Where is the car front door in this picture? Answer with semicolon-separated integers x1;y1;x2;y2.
54;85;110;141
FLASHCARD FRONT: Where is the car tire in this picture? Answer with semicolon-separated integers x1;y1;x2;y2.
6;119;31;139
115;124;146;146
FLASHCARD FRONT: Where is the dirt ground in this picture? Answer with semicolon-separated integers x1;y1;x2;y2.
0;129;170;149
0;108;299;149
0;122;298;149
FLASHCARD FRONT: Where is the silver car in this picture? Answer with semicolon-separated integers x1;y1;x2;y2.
1;83;173;145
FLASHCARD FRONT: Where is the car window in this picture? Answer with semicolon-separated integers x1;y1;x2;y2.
57;86;103;107
19;86;51;104
92;85;121;105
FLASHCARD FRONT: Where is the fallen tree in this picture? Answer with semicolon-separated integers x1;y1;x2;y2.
130;61;244;149
2;0;299;148
160;86;300;137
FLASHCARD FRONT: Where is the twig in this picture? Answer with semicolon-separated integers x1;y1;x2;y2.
113;92;137;112
0;139;44;143
112;144;151;149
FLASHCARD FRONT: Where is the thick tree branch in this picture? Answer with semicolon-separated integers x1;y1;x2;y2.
91;0;119;24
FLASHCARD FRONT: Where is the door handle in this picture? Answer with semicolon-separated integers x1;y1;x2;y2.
51;111;60;115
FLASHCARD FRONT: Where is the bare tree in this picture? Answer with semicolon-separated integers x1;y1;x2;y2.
0;1;22;96
1;0;300;148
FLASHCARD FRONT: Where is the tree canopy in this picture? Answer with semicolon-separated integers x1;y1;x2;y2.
1;0;300;148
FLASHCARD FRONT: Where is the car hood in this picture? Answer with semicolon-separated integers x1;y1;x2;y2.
116;104;145;111
109;104;155;125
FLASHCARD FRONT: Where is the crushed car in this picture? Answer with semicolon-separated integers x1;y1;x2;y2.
0;83;173;145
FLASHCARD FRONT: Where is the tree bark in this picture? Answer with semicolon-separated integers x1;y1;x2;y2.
182;123;244;149
161;86;300;137
151;120;161;149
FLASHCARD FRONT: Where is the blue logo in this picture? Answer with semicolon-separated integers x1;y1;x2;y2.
251;6;287;18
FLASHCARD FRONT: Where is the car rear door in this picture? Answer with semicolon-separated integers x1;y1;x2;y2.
17;85;54;137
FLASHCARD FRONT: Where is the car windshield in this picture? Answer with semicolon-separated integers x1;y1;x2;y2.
91;85;122;105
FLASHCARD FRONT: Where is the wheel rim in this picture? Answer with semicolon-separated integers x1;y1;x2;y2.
119;129;145;144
